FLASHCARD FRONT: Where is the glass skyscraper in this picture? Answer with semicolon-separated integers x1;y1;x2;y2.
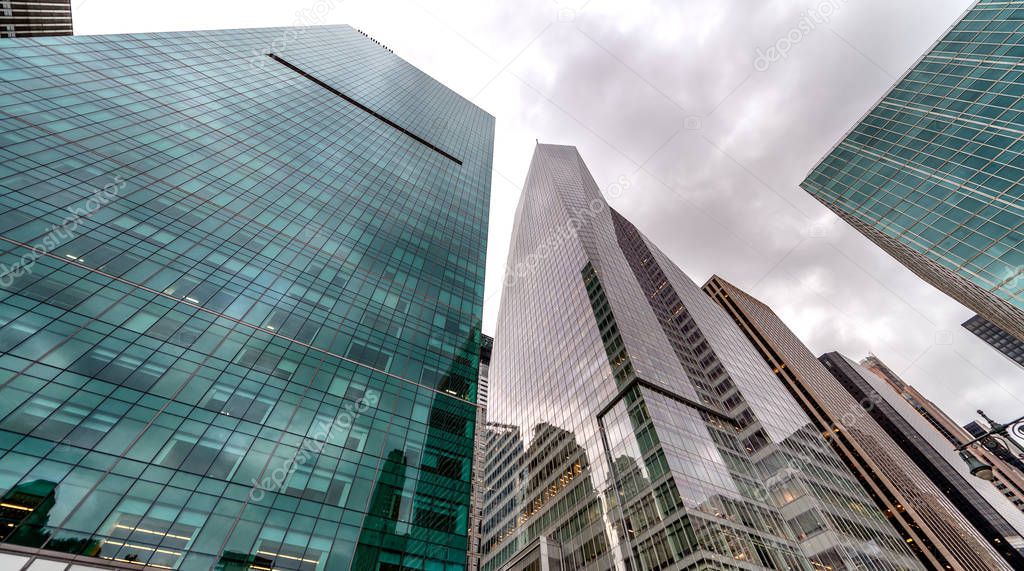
482;144;920;570
801;0;1024;342
0;24;493;570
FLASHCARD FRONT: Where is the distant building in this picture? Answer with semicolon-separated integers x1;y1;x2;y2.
478;421;524;567
801;0;1024;342
478;334;493;411
963;314;1024;368
822;353;1024;565
704;274;1011;569
860;355;1024;517
0;0;72;38
860;355;963;445
468;334;493;571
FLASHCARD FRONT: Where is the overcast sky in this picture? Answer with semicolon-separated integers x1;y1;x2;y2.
74;0;1024;428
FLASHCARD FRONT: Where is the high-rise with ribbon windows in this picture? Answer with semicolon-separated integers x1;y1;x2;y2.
801;0;1024;343
0;1;73;38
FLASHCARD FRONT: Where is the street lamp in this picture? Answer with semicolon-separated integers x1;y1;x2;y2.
959;450;994;481
955;409;1024;481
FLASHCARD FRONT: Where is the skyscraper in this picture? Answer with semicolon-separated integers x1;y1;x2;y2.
0;25;493;570
0;0;73;38
859;354;1024;517
483;144;922;571
859;355;966;445
821;353;1024;566
800;0;1024;342
962;314;1024;368
703;274;1018;569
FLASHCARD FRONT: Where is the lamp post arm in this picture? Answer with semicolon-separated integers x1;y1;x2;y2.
955;413;1024;454
956;433;990;451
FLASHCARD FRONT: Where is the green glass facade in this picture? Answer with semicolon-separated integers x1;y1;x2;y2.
0;25;492;570
801;0;1024;341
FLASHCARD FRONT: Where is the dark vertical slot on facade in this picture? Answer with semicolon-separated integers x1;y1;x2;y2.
582;263;634;386
265;53;463;166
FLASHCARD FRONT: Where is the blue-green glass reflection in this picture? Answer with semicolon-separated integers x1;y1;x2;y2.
0;25;493;570
802;0;1024;339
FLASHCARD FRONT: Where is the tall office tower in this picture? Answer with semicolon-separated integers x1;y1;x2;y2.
800;0;1024;342
0;0;72;38
467;334;493;571
860;354;1024;516
483;143;921;571
821;353;1024;566
962;314;1024;368
0;25;493;570
703;274;1017;569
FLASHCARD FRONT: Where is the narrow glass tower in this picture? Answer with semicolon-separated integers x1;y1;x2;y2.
483;144;923;570
0;25;493;570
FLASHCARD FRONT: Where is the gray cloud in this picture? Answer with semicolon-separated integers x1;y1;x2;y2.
74;0;1024;429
